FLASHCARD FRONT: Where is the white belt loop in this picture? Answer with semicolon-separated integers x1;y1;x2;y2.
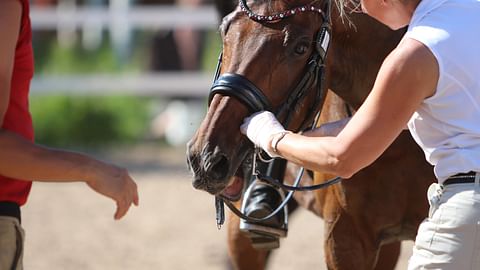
475;172;480;187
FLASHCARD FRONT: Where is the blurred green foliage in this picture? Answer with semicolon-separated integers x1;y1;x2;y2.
201;30;222;72
33;32;149;74
30;95;151;147
29;29;221;147
40;42;123;74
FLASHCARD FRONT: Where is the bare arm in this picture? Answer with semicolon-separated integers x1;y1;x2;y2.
0;132;139;219
272;38;438;178
303;118;351;137
0;131;108;183
0;0;138;219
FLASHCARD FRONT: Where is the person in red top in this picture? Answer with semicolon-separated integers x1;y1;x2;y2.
0;1;139;269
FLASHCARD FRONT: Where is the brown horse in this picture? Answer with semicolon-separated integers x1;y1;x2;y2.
187;0;435;269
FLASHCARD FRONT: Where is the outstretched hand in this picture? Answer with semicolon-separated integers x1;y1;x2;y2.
86;164;139;220
240;111;286;157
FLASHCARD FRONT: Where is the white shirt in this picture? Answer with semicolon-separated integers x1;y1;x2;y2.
405;0;480;182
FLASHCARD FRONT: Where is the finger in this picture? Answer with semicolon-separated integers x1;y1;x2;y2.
133;191;139;206
240;115;254;133
114;205;128;220
240;122;248;134
132;182;139;206
114;205;121;220
125;177;139;207
114;199;130;220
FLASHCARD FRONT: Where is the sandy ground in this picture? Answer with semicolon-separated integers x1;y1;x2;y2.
22;144;414;270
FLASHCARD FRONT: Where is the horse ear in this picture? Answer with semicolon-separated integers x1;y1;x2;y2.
213;0;237;19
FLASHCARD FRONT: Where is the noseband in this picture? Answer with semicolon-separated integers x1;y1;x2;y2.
209;0;342;228
209;73;272;112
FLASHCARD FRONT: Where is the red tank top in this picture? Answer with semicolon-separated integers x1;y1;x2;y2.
0;0;35;206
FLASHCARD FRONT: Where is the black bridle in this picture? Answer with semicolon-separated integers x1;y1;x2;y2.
209;0;342;228
209;0;332;129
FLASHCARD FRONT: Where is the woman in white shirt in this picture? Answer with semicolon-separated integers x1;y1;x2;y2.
241;0;480;268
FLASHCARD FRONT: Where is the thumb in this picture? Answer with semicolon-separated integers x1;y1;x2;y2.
240;119;249;135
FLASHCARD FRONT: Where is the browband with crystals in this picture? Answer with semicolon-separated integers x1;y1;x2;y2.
239;0;326;22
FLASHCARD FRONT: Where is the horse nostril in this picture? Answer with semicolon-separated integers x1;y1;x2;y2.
206;154;230;181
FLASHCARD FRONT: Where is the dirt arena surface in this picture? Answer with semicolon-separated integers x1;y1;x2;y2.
22;144;414;269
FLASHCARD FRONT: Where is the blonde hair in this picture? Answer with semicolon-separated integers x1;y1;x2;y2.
333;0;361;25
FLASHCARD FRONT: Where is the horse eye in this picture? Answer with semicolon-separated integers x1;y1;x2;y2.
294;43;309;55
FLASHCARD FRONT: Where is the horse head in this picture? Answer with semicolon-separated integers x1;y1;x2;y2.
187;0;333;200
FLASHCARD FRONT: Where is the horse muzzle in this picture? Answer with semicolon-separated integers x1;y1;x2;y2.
187;142;232;192
187;139;249;201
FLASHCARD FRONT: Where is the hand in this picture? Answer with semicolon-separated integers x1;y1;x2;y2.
86;163;139;220
240;111;286;157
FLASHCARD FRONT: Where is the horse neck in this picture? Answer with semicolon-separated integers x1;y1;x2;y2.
328;13;406;109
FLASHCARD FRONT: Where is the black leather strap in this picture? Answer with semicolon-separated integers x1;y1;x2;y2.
443;171;477;186
209;73;272;113
0;201;21;223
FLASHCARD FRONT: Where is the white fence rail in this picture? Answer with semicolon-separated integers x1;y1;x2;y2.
30;72;214;97
30;6;219;30
30;6;220;97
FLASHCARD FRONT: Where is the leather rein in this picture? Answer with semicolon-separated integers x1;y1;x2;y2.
208;0;342;228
